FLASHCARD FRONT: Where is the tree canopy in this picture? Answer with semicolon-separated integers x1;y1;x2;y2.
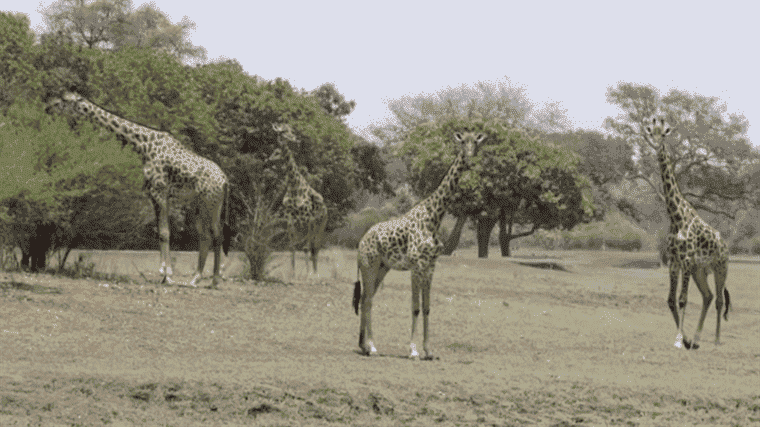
400;117;595;257
604;83;759;221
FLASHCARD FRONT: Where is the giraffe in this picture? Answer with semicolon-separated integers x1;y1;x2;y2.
353;131;485;359
643;117;730;350
272;124;328;277
47;92;231;287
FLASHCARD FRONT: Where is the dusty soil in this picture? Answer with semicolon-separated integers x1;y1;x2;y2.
1;248;758;426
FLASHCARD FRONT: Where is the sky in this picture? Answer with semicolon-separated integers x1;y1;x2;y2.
7;0;758;147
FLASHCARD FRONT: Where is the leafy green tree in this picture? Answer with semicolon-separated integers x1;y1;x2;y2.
402;117;595;257
0;12;39;106
1;99;143;270
40;0;207;62
371;77;571;147
41;0;130;49
309;82;356;121
604;83;759;227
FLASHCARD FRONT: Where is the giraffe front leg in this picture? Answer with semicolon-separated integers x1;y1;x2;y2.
667;266;683;348
687;269;713;350
152;196;173;285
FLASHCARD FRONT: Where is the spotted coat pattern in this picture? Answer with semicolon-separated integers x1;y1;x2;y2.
48;92;230;287
645;118;729;349
273;124;328;275
354;131;485;359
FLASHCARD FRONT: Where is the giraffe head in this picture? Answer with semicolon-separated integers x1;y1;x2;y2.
46;92;86;117
271;123;297;159
643;117;672;150
453;131;485;161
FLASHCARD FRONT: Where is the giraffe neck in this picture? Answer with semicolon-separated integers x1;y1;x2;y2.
74;97;161;160
421;151;466;227
657;144;698;231
282;144;309;196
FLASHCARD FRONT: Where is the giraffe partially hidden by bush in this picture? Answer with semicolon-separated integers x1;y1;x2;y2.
353;131;485;359
47;92;231;288
644;117;730;349
272;124;328;278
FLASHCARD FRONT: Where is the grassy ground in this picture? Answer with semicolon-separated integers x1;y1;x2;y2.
1;248;758;426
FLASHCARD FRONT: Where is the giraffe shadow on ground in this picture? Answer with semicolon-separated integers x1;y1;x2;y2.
0;281;62;294
352;350;440;361
514;261;570;272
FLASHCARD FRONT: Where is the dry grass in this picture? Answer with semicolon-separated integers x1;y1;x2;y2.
1;247;758;426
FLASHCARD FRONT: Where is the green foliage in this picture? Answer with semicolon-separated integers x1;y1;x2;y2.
371;76;571;147
0;12;39;105
328;207;392;249
521;210;647;252
0;99;144;262
401;117;595;231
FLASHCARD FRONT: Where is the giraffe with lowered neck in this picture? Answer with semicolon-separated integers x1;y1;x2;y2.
47;92;231;288
353;131;485;359
644;117;730;350
272;124;328;277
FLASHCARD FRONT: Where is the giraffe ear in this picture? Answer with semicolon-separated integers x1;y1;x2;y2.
454;132;463;142
475;134;485;144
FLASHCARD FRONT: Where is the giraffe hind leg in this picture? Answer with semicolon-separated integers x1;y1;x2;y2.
713;261;728;344
687;268;713;350
358;261;388;356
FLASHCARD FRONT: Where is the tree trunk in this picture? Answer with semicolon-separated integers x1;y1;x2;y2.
476;215;498;258
498;209;512;257
442;215;468;255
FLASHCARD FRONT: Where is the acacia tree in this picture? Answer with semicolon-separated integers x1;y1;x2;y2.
604;83;760;240
402;117;595;257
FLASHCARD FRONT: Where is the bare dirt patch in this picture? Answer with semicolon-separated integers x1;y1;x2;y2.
1;249;758;425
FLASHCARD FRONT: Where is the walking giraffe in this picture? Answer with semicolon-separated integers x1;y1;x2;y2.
272;124;328;277
47;92;231;287
353;131;485;359
644;117;730;349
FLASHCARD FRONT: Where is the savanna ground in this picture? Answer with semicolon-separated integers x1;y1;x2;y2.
1;247;758;426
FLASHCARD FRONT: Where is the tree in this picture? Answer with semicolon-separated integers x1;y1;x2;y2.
40;0;207;62
1;99;143;271
41;0;130;49
604;83;760;225
309;83;356;121
371;76;572;147
0;12;39;106
402;117;595;257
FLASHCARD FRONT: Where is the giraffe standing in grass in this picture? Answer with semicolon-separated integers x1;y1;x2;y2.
353;131;485;359
47;92;231;288
644;117;730;349
272;124;328;277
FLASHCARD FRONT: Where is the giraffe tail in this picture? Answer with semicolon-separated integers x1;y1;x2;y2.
222;182;232;256
723;287;731;321
353;263;361;315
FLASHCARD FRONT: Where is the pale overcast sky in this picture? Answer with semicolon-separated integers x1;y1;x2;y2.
7;0;758;146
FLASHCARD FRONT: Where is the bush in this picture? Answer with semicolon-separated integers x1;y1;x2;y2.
328;207;392;249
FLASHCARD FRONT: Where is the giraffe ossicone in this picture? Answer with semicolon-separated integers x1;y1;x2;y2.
47;92;231;288
272;123;328;279
644;117;730;350
353;130;485;360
